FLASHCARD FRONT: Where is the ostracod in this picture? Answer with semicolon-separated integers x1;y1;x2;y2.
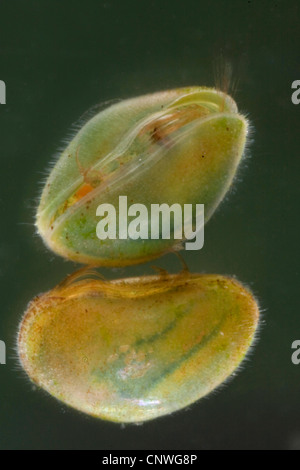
18;271;259;423
36;87;248;266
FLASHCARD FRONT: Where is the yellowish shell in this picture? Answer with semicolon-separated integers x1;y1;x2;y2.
18;271;259;423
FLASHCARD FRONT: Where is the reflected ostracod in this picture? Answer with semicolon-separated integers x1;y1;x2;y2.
18;271;259;423
37;87;248;266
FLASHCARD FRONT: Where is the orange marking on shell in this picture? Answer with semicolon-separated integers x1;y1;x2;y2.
74;184;94;201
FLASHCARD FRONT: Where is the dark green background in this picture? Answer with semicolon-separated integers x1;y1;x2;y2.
0;0;299;450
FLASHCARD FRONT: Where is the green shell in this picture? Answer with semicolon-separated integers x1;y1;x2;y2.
18;271;259;423
36;87;248;266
